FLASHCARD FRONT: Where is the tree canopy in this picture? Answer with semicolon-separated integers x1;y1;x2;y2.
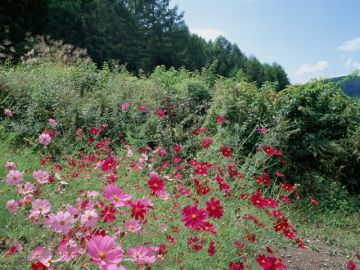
0;0;289;89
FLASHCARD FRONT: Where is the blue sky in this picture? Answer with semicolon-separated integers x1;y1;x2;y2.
170;0;360;83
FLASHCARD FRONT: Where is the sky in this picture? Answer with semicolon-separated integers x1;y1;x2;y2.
170;0;360;83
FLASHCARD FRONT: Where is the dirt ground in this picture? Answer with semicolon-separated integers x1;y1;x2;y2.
281;238;356;270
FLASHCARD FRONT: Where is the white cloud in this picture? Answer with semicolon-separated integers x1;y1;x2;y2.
190;28;224;41
295;61;329;76
344;57;360;69
338;38;360;52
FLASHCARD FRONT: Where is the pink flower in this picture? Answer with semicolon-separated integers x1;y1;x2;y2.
56;239;80;261
124;220;142;233
81;210;98;227
33;169;50;184
31;199;51;216
121;102;129;112
29;246;44;261
5;161;16;170
16;182;35;195
87;235;124;267
38;133;52;145
51;211;74;234
6;170;23;185
6;199;19;213
103;185;131;207
4;108;13;117
127;245;156;265
48;118;57;128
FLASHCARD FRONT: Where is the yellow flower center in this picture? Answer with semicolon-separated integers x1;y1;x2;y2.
98;251;106;259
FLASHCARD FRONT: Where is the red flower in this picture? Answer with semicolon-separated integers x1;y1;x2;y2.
208;241;215;256
201;138;214;148
89;127;99;137
194;166;208;176
166;235;176;245
233;240;245;249
250;192;265;209
347;260;357;270
264;197;278;209
256;254;286;270
206;197;223;218
148;175;164;194
255;172;271;186
262;145;282;156
130;201;147;220
216;175;230;193
180;205;207;230
308;197;318;205
228;261;245;270
156;108;165;118
173;144;181;152
220;145;232;158
137;104;147;113
101;156;116;172
187;237;204;251
100;205;116;222
215;116;225;123
31;262;48;270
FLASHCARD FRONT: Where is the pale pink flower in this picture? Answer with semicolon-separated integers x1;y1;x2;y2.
56;239;80;261
124;220;142;233
66;204;81;219
4;108;13;117
87;235;124;267
51;211;74;234
81;210;98;227
32;169;49;184
6;170;23;185
157;190;170;200
103;185;131;207
10;238;23;253
31;199;51;215
39;251;53;267
127;245;156;264
6;199;19;213
29;246;45;261
16;182;35;195
121;102;129;112
48;118;57;128
28;211;40;224
5;161;16;170
38;133;52;145
43;213;55;228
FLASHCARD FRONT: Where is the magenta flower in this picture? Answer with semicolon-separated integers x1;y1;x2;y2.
38;133;52;146
127;245;156;264
6;199;19;213
81;209;98;227
103;185;131;207
124;220;142;233
6;170;23;185
31;199;51;216
4;108;13;117
51;211;74;234
87;235;124;268
32;169;49;184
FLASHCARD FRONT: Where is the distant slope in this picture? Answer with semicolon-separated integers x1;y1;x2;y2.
328;76;360;97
